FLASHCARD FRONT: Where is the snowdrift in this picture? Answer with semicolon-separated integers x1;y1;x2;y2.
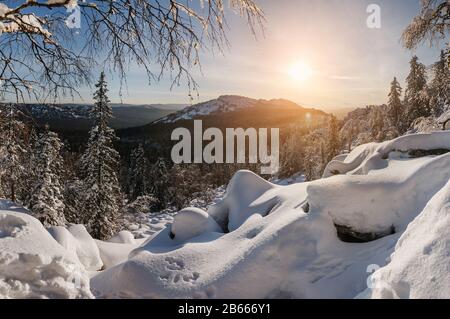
0;201;93;298
91;131;450;298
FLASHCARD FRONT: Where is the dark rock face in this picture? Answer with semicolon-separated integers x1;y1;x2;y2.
335;224;395;243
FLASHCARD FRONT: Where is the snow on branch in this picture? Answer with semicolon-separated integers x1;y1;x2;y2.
402;0;450;50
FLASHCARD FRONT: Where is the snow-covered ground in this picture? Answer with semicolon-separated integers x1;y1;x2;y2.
0;131;449;298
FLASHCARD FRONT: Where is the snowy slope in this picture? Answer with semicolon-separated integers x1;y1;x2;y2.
90;131;450;298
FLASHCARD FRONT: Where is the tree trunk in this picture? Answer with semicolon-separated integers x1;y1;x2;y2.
11;182;15;202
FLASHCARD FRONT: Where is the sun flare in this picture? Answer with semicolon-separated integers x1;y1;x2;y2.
287;61;313;82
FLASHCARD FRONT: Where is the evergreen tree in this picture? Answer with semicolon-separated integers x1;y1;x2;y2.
29;130;66;226
404;56;430;125
80;72;121;240
0;104;27;202
149;157;170;209
63;178;85;224
387;77;404;132
370;108;385;141
128;144;148;200
326;116;340;163
429;50;450;116
280;126;304;178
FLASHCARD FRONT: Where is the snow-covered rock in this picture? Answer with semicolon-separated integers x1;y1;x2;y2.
170;207;222;242
0;201;92;298
47;224;104;271
91;131;450;299
358;180;450;299
108;230;136;244
209;170;280;232
68;225;103;271
95;239;143;269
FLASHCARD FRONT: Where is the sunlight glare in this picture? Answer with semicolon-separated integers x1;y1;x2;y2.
287;61;313;82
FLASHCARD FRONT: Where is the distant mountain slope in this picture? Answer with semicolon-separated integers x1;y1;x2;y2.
119;95;330;144
156;95;258;123
13;103;187;130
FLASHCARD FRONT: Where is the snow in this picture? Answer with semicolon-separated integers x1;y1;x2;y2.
67;225;103;271
170;207;222;242
48;225;104;271
90;131;450;298
47;0;78;8
108;230;136;244
0;201;92;298
0;4;10;18
358;180;450;299
95;239;142;269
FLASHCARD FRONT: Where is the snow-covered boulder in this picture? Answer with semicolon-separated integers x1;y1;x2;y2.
170;207;222;242
208;170;280;232
358;180;450;299
95;239;142;269
47;224;104;271
68;225;103;271
0;201;93;298
108;230;136;244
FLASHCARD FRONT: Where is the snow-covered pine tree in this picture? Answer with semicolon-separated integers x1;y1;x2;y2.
29;129;66;226
149;157;170;209
429;50;450;116
280;126;304;178
404;56;430;125
370;108;385;142
21;126;39;206
0;104;27;203
63;178;85;224
326;116;340;163
128;143;149;200
387;77;404;132
80;72;121;240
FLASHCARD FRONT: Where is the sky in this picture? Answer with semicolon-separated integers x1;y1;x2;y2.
9;0;447;110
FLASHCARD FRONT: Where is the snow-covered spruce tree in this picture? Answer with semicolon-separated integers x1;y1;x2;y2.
404;56;430;125
387;77;404;133
128;144;149;200
326;116;341;163
429;50;450;116
370;108;386;142
0;104;27;202
63;178;85;224
80;72;121;240
280;126;304;178
149;157;171;209
29;129;66;227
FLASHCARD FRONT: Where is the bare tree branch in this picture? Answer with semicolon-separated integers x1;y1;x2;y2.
0;0;264;102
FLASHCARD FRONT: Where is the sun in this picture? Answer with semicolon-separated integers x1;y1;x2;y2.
287;61;313;82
